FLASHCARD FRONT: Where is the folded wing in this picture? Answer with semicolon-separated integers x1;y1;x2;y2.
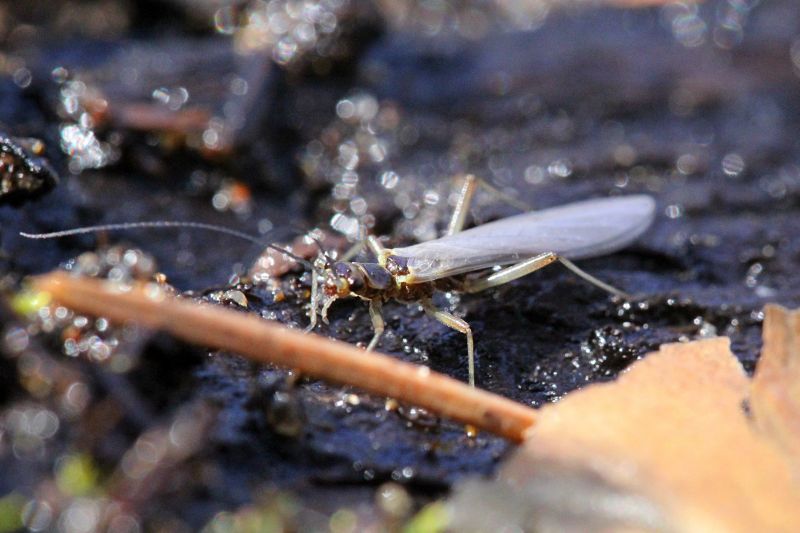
389;195;656;282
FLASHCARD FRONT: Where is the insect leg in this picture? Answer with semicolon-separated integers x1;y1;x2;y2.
365;299;385;351
304;268;320;332
557;257;629;298
447;174;532;236
313;233;381;264
321;295;337;324
366;235;385;257
463;252;558;293
463;252;628;298
474;177;531;213
339;240;366;261
422;299;475;387
447;174;479;236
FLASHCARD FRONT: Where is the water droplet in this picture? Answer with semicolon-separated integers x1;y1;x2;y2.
722;153;745;177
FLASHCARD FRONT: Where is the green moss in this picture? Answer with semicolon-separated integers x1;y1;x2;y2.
0;492;24;533
403;501;450;533
55;453;100;497
201;493;300;533
9;288;51;317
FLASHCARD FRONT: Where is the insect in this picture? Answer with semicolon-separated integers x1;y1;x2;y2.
22;186;656;388
306;182;656;387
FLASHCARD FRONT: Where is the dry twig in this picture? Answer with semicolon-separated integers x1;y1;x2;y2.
32;271;537;442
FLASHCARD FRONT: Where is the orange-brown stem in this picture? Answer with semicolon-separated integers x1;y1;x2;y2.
31;272;537;442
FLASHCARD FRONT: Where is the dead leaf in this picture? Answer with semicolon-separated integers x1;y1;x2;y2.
751;304;800;464
497;337;800;532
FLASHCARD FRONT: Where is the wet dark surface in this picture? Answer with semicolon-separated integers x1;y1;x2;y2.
1;0;800;529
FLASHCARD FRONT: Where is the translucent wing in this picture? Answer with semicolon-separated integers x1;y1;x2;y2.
389;195;656;282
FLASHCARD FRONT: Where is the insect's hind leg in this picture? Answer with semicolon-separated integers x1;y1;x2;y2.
557;257;629;298
422;299;475;387
365;299;385;352
463;252;558;293
462;252;628;298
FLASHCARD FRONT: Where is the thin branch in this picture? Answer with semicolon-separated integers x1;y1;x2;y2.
31;272;537;442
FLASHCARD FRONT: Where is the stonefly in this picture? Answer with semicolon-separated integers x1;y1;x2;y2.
306;183;655;387
22;185;655;387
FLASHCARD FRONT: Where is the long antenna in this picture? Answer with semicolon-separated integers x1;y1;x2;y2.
304;233;335;264
20;221;314;270
284;224;334;275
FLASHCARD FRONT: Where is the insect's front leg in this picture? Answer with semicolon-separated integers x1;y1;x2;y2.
304;268;320;332
365;299;384;351
320;295;337;324
339;240;366;262
366;235;385;257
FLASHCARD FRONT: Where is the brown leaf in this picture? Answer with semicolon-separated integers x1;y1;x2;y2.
751;304;800;462
499;337;800;532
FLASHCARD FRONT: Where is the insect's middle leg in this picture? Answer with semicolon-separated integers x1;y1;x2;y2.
365;299;385;352
447;174;533;236
447;174;479;236
339;240;366;261
422;299;475;387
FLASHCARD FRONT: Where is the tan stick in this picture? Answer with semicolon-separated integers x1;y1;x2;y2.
31;272;537;442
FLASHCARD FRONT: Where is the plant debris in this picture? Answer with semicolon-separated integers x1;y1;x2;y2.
446;318;800;532
0;133;58;206
750;304;800;461
30;271;538;441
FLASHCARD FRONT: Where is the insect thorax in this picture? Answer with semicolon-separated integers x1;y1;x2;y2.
323;256;437;303
359;262;435;302
324;261;393;300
